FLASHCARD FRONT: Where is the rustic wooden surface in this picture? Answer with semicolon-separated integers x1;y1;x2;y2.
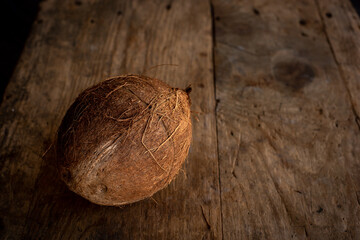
213;0;360;239
0;0;359;239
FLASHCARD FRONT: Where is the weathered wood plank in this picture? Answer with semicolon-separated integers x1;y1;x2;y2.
315;0;360;125
0;0;221;239
213;0;360;239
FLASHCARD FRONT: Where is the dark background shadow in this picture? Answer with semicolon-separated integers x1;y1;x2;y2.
0;0;40;103
353;0;360;14
0;0;360;104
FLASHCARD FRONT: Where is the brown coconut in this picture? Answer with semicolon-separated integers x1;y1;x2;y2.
56;74;192;206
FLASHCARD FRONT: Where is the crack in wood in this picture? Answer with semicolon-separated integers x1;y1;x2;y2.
210;0;224;239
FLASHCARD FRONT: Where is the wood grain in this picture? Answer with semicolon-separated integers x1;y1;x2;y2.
0;0;221;239
315;0;360;125
212;0;360;239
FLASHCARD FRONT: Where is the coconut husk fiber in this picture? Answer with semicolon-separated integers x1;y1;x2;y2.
56;74;192;206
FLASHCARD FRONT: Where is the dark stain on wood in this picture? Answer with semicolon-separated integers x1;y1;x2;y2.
272;60;315;91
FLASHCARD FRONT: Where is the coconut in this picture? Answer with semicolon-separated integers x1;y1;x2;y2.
56;74;192;206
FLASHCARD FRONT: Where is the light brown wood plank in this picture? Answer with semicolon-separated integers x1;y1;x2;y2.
213;0;360;239
0;0;221;239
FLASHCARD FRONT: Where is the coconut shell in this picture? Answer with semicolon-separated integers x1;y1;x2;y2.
56;74;192;206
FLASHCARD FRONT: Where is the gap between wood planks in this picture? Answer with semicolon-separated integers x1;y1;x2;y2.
209;0;225;239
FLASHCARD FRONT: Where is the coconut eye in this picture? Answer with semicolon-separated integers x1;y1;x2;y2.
97;184;108;194
61;169;71;182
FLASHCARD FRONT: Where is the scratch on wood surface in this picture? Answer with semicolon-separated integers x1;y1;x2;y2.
237;180;250;210
262;159;294;224
231;133;242;176
217;41;266;57
200;204;211;230
256;126;295;223
141;64;179;76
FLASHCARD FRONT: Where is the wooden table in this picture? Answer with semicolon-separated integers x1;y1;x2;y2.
1;0;359;239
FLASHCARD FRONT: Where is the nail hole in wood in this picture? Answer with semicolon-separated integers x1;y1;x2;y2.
316;206;323;213
301;32;308;37
326;12;332;18
299;19;306;26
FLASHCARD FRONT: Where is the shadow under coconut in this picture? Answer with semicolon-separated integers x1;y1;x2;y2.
22;143;160;239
